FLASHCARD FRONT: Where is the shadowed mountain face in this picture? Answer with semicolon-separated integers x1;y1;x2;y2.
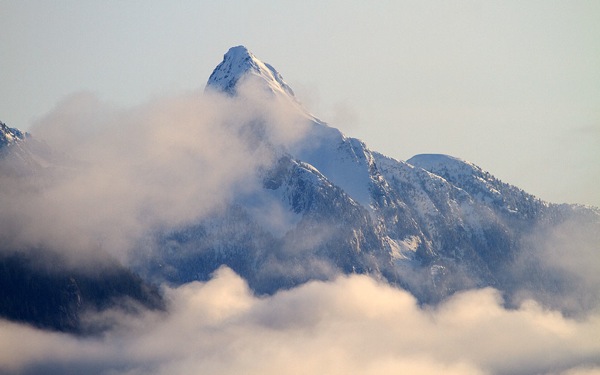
0;249;164;334
1;46;599;332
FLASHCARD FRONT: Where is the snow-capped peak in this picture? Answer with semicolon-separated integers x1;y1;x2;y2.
206;45;296;99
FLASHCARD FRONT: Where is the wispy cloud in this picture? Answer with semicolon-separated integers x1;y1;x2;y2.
513;212;600;315
0;82;311;268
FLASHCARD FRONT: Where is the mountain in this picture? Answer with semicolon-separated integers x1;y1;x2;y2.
133;46;600;311
2;46;598;327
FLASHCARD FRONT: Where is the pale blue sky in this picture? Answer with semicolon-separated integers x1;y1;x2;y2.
1;1;599;207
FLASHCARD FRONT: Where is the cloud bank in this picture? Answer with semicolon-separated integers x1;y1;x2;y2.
1;267;599;375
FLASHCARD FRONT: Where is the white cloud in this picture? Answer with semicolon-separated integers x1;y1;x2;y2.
0;84;311;267
2;268;599;375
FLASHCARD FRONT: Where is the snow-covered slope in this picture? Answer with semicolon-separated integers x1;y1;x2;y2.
408;154;546;219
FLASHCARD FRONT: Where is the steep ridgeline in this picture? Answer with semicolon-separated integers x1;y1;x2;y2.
135;46;600;311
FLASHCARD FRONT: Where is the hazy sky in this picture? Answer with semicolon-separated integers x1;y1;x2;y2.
1;1;599;207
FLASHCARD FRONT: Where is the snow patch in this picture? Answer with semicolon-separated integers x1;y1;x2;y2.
389;235;421;260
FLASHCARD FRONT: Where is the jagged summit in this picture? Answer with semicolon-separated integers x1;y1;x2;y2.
206;45;296;98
